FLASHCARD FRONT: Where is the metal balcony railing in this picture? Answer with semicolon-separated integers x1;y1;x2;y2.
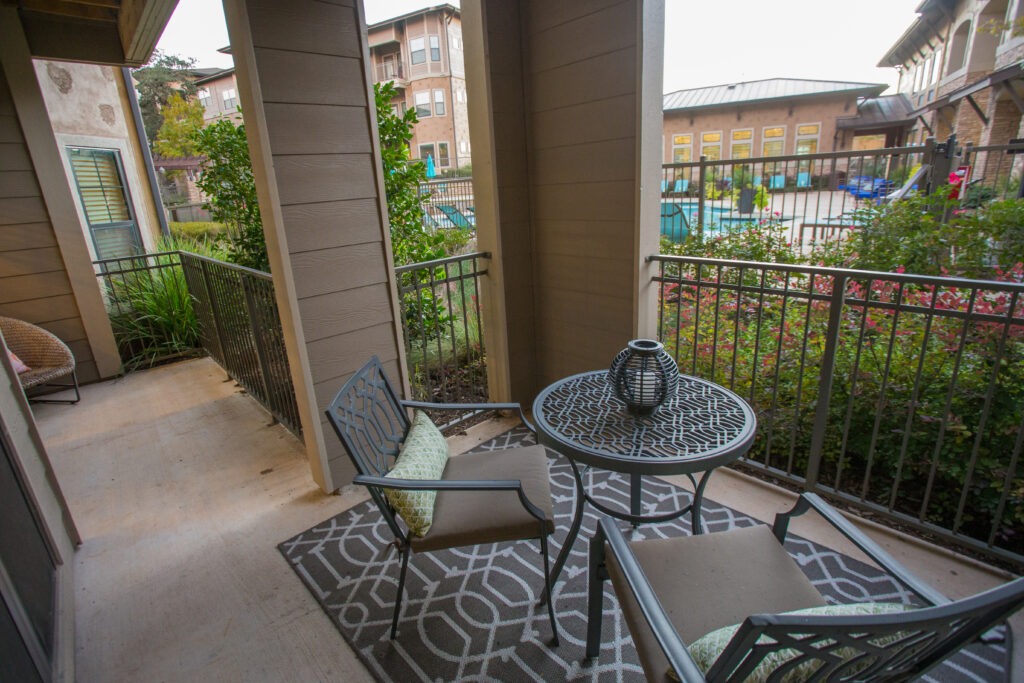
374;61;406;83
651;253;1024;566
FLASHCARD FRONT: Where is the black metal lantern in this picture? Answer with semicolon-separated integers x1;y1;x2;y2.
608;339;679;415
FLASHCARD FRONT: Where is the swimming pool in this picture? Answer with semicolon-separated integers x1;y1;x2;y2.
660;202;790;243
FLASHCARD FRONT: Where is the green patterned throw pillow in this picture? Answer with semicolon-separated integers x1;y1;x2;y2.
675;602;911;682
384;410;450;537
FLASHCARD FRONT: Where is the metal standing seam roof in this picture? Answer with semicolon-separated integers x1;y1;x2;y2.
663;78;888;111
835;94;916;129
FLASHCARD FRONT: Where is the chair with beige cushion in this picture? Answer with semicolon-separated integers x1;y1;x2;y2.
325;356;560;643
0;316;80;404
587;492;1024;681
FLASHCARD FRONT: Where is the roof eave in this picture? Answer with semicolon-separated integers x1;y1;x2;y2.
663;85;887;113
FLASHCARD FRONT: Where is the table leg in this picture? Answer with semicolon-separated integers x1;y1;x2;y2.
630;473;642;529
691;469;713;535
542;456;586;604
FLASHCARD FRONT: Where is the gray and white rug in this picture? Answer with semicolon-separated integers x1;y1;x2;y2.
279;427;1007;682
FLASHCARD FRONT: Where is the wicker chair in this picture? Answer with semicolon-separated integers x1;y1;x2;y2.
0;316;80;404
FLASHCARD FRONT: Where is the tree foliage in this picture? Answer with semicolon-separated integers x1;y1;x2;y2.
154;93;204;158
133;50;198;146
375;81;448;266
191;119;268;271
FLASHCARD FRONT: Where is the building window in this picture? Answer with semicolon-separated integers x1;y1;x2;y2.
433;89;446;116
456;89;466;103
418;143;435;162
459;140;470;153
429;35;441;61
762;126;785;156
67;147;142;260
671;134;691;163
795;123;819;170
946;21;970;76
701;131;722;161
437;142;450;166
414;91;431;117
731;129;752;158
198;88;211;108
410;37;426;64
222;88;237;109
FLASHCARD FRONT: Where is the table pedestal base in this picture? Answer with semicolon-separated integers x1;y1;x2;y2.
542;457;714;600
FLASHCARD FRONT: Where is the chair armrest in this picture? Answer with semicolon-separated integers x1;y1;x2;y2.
353;473;548;523
401;400;536;433
598;518;707;682
772;493;949;607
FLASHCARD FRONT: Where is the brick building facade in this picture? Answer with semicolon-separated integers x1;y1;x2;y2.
879;0;1024;181
662;79;893;164
367;4;471;172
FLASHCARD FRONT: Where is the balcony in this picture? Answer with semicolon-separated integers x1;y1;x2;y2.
31;356;1020;679
373;60;408;86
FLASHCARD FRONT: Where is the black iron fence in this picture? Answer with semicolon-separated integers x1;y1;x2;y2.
395;251;489;421
652;253;1024;566
178;253;302;435
660;145;930;248
94;251;302;436
659;137;1024;251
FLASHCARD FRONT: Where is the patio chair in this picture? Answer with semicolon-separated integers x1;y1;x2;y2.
769;174;786;190
796;172;811;188
661;180;670;194
674;179;689;194
435;204;475;229
0;316;80;404
660;203;689;243
586;492;1023;682
325;356;560;643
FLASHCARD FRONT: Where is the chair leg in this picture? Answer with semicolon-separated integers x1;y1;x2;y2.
391;544;411;640
540;533;560;646
27;370;81;405
585;525;607;659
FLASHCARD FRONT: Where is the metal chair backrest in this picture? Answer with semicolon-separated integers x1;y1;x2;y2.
326;356;410;478
325;356;411;540
708;577;1024;681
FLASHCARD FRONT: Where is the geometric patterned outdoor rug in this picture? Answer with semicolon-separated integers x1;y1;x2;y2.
279;426;1007;682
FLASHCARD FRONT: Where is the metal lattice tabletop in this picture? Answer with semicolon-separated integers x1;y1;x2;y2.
533;370;756;476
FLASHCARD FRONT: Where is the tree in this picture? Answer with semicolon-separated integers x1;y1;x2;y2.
133;50;198;146
375;81;446;266
154;93;204;158
192;118;268;271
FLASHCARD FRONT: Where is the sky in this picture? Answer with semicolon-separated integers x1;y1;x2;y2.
157;0;923;93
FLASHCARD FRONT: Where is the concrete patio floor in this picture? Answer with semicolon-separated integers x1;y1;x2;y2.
32;357;1022;681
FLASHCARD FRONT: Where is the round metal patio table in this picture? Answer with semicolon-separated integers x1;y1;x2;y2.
532;370;757;588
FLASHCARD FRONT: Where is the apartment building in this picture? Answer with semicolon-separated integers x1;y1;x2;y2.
879;0;1024;177
662;78;891;164
194;48;240;124
367;3;470;171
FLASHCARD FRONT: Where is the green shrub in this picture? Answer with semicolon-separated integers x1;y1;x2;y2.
106;236;225;369
169;221;226;243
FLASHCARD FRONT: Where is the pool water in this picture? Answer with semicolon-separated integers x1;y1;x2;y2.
660;201;787;243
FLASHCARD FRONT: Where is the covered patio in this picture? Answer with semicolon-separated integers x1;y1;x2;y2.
32;358;1020;680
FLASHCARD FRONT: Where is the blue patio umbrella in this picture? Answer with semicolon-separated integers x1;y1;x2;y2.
426;154;436;178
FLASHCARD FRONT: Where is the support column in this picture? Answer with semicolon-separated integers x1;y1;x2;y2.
223;0;410;492
463;0;665;402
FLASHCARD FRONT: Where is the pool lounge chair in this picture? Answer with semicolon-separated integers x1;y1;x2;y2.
661;180;670;194
660;203;689;243
435;204;475;229
796;172;811;188
673;179;688;194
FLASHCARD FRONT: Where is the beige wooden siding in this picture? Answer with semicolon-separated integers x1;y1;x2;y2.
525;0;641;385
234;0;407;488
0;67;99;382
